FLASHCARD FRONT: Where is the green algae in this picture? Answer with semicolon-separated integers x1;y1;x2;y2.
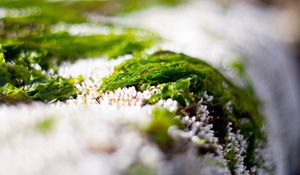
0;0;162;104
0;83;28;103
0;46;77;104
1;0;162;72
100;51;265;170
1;15;159;70
149;78;194;106
0;25;157;101
2;28;158;70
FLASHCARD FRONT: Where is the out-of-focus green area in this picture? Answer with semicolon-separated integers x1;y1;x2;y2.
0;0;186;24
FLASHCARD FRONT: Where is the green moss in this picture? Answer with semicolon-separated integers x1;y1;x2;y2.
145;107;182;150
24;75;77;102
2;26;158;71
101;51;265;168
1;0;161;104
1;0;161;71
149;78;194;106
0;47;77;104
0;83;29;103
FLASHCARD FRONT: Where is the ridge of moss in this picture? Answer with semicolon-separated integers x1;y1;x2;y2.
100;50;266;170
2;29;158;69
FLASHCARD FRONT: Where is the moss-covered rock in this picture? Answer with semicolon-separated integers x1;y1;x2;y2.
100;51;266;173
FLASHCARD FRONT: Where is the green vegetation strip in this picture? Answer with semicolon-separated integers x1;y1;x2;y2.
2;26;158;69
0;46;77;103
0;0;186;24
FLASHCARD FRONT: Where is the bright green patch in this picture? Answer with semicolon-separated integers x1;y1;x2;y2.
36;117;56;134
